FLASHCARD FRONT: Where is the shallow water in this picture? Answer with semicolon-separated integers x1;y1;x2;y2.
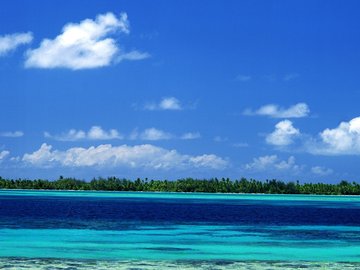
1;190;360;268
1;258;360;270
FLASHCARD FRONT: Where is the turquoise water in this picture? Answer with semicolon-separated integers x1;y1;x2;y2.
2;189;360;202
1;190;360;269
1;225;360;261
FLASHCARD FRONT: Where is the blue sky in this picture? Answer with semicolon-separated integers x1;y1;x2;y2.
1;0;360;182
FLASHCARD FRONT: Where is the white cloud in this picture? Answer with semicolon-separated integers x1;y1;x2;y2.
144;97;182;111
130;128;200;141
117;50;150;61
25;12;148;69
87;126;122;140
262;116;360;156
244;103;310;118
139;128;173;141
10;156;20;162
0;150;10;162
189;155;227;169
308;117;360;155
160;97;182;110
22;143;228;170
181;132;201;140
266;120;300;146
245;155;278;170
0;131;24;138
311;166;333;176
45;126;123;141
235;74;251;82
0;32;33;56
244;155;301;172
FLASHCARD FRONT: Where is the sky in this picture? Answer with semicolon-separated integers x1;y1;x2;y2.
0;0;360;182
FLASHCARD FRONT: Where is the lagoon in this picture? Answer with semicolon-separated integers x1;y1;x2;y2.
0;190;360;269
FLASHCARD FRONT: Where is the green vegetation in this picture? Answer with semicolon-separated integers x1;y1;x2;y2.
0;176;360;195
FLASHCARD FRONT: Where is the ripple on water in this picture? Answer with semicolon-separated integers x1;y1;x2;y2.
0;259;360;270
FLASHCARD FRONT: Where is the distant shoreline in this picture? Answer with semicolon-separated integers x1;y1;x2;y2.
1;176;360;196
1;188;360;197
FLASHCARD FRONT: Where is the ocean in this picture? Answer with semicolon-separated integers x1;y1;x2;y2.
0;190;360;269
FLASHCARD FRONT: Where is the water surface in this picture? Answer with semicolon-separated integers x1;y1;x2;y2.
1;190;360;268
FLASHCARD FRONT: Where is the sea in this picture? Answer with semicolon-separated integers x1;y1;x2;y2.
0;190;360;269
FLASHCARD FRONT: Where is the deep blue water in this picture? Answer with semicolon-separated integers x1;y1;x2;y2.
1;193;360;229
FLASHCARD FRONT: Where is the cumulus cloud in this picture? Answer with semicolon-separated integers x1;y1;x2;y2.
263;116;360;156
130;128;173;141
130;128;200;141
244;155;333;177
159;97;182;110
0;150;10;162
266;120;300;146
189;155;226;169
25;12;148;69
22;143;228;170
45;126;123;141
140;128;172;141
308;117;360;155
144;97;182;111
0;32;33;56
0;131;24;138
244;155;301;172
311;166;333;176
244;103;310;118
181;132;201;140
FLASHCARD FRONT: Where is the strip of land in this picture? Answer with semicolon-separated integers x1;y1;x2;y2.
0;176;359;195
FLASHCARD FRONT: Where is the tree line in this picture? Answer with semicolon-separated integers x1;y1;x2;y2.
0;176;360;195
